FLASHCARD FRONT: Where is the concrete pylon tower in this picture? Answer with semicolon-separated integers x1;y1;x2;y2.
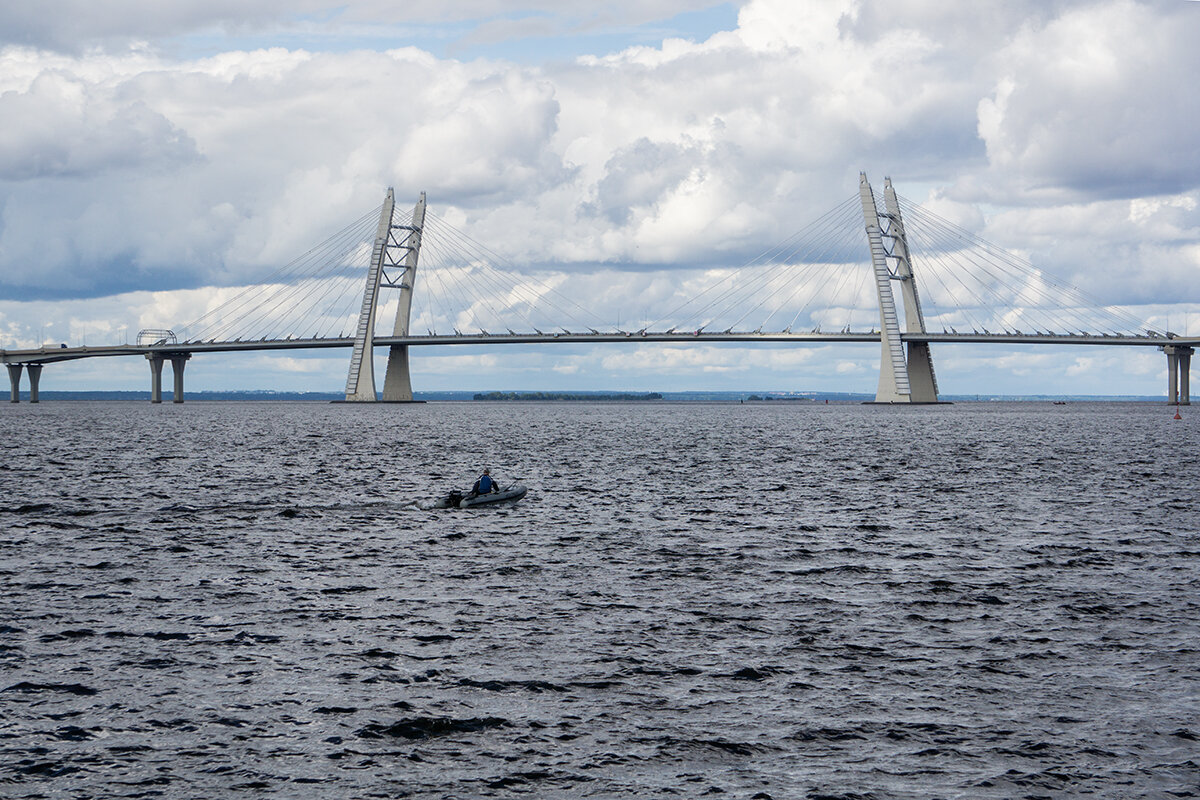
381;192;427;402
858;172;940;403
860;173;912;402
344;189;396;402
344;189;428;402
882;177;939;403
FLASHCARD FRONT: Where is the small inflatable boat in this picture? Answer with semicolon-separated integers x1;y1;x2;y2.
430;485;528;509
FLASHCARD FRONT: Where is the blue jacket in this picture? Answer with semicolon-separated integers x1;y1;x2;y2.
474;474;494;494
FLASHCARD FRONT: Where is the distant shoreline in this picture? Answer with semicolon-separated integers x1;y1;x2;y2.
472;391;664;402
7;390;1170;403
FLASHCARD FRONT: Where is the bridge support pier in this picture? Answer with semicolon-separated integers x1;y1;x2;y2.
1164;345;1192;405
170;354;190;403
147;353;192;403
7;363;22;403
1186;351;1193;405
147;355;164;403
26;364;42;403
382;345;414;402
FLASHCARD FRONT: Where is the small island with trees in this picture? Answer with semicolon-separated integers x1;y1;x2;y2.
473;391;664;402
744;394;816;402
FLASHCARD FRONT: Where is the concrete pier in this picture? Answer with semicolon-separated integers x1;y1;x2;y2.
1185;350;1193;405
146;353;191;403
7;363;21;403
26;364;42;403
170;354;190;403
147;355;164;403
1164;345;1193;405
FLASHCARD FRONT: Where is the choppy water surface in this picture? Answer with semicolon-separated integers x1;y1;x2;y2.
1;400;1198;799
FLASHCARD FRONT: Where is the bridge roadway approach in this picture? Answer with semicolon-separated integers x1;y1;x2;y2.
4;330;1196;404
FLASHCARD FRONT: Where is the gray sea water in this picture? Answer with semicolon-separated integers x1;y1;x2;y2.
1;400;1198;799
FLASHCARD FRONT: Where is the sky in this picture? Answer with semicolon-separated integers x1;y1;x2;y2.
1;0;1198;397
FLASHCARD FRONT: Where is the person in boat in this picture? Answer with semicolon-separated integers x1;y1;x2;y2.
469;468;497;497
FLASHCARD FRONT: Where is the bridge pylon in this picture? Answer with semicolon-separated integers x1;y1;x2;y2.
859;173;940;403
381;192;426;402
343;190;427;402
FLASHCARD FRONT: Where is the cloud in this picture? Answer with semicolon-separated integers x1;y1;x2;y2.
971;0;1200;201
7;0;1197;299
978;193;1200;305
0;1;293;52
415;351;502;374
0;1;733;53
599;344;818;374
588;138;700;226
0;45;578;299
0;76;198;181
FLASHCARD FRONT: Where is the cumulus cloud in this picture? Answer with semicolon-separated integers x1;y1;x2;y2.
0;1;732;53
6;0;1196;299
0;1;290;52
971;0;1200;201
0;45;579;299
599;344;818;374
979;192;1200;304
0;77;198;180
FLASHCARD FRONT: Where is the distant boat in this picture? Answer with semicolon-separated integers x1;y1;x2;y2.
427;485;528;509
1053;401;1067;405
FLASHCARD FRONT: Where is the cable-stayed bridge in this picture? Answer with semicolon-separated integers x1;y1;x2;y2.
4;174;1196;404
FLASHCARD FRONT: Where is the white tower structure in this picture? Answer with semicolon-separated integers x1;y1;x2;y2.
344;189;426;402
858;172;940;403
381;193;426;402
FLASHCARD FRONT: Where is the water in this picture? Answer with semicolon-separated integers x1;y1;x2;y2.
1;401;1198;799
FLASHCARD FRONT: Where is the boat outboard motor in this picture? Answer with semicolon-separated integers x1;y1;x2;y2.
447;490;463;506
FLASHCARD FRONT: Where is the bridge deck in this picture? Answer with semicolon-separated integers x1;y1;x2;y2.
4;331;1196;365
